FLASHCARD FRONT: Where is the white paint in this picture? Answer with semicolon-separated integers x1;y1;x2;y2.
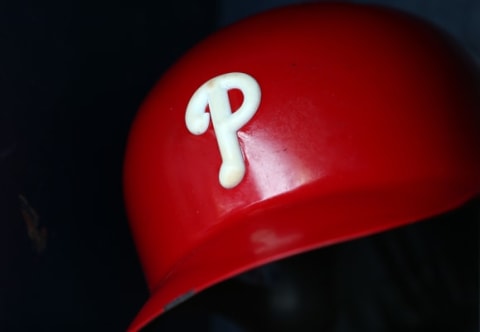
186;72;261;189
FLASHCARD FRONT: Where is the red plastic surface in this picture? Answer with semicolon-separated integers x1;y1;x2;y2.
123;3;479;331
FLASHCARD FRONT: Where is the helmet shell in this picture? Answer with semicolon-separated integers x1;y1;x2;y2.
124;3;479;330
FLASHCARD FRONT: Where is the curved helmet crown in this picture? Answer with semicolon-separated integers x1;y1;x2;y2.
124;3;479;331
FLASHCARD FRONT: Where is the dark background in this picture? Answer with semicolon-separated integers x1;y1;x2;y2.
0;1;217;330
0;0;478;331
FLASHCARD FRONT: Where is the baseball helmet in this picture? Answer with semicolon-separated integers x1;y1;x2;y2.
123;3;479;331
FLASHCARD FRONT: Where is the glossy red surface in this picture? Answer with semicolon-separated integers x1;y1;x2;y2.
123;3;479;331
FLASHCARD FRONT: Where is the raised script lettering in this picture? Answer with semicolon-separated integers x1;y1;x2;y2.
185;72;261;189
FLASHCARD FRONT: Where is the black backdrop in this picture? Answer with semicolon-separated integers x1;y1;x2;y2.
0;1;478;331
0;1;216;330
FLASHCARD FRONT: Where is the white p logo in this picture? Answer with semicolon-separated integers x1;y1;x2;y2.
185;72;261;189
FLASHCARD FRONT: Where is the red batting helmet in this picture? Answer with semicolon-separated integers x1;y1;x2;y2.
123;3;479;331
